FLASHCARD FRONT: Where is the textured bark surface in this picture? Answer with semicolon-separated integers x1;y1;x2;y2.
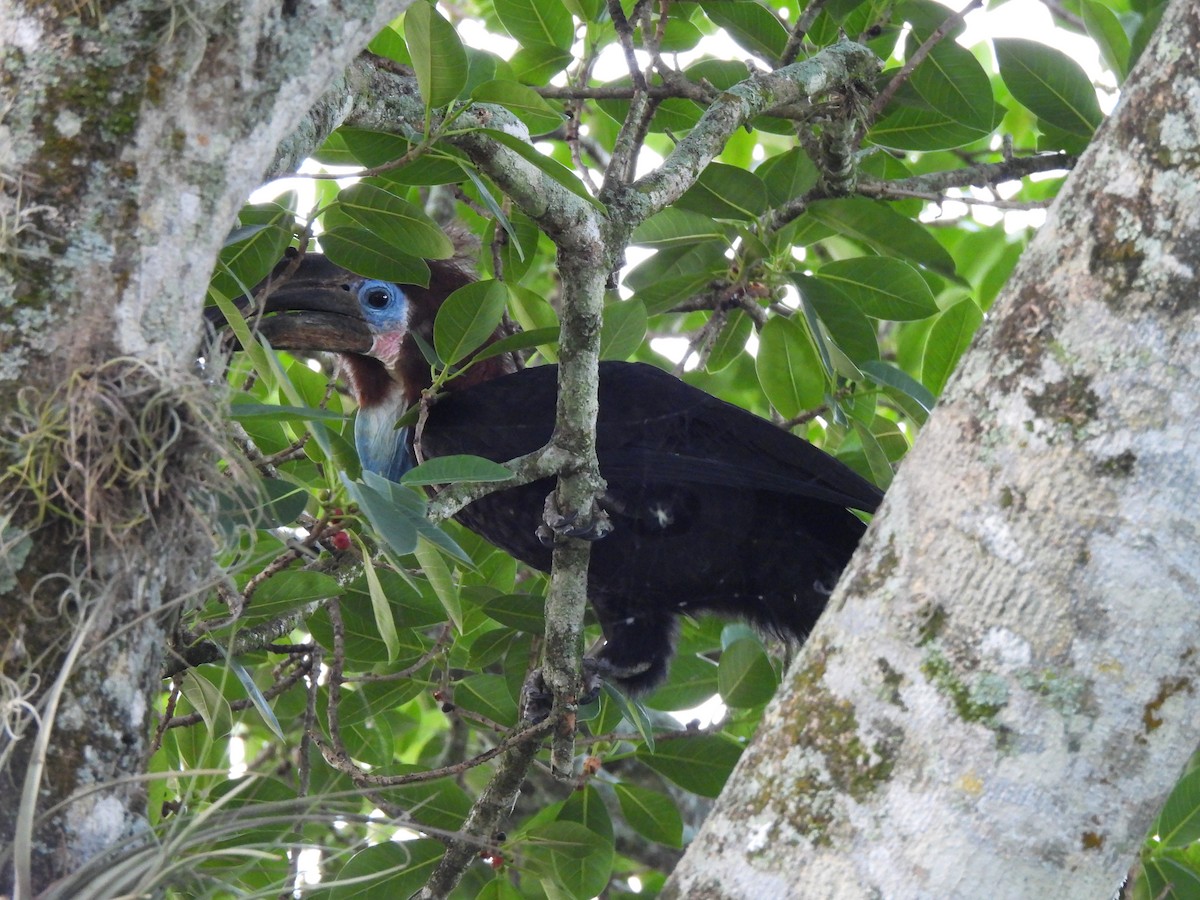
0;2;405;893
663;1;1200;897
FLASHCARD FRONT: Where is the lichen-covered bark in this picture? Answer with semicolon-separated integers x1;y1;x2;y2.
664;1;1200;897
0;1;405;893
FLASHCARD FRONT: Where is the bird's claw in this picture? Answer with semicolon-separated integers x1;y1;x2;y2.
536;492;614;546
521;659;607;722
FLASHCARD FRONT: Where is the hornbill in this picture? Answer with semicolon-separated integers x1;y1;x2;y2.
214;251;884;696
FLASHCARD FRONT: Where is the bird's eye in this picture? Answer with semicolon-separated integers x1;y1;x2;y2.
358;280;400;310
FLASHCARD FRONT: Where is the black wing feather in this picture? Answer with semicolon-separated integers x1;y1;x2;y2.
420;360;883;694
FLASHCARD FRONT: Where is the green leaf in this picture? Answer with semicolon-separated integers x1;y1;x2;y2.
472;326;561;363
508;285;561;360
327;839;443;899
757;147;820;206
402;454;514;486
476;128;602;209
522;820;614;900
756;316;824;418
637;16;702;52
484;210;541;280
631;208;726;247
472;80;564;134
1138;855;1200;900
509;43;574;85
625;241;727;315
367;25;411;67
706;309;752;373
717;637;778;708
323;128;411;168
861;359;936;415
374;150;467;187
1081;0;1130;81
494;0;575;50
433;279;509;366
1155;765;1200;848
176;670;233;737
613;783;683;848
215;648;285;740
474;879;526;900
320;227;431;285
413;535;462;632
340;472;420;557
871;38;1001;151
676;163;768;221
852;419;895;490
308;594;424;667
455;673;519;725
357;540;400;663
229;403;345;423
336;183;454;259
405;2;468;110
1128;2;1166;75
797;276;880;366
558;785;614;842
216;474;310;533
816;258;938;321
644;653;719;711
469;626;517;667
806;198;958;278
703;0;788;63
625;241;726;290
244;569;339;622
995;38;1103;138
354;470;472;565
482;593;546;635
1035;118;1093;156
380;768;473;833
322;689;394;766
212;209;292;302
600;682;657;750
921;299;983;397
600;299;647;360
560;0;600;20
636;734;744;797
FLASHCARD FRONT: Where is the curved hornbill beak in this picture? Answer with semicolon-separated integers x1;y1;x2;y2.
206;252;376;356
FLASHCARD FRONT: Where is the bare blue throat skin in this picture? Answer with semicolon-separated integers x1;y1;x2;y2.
355;396;412;482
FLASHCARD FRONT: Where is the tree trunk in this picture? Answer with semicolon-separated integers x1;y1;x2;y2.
663;1;1200;896
0;3;405;894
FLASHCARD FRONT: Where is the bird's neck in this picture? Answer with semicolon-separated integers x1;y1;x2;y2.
342;329;518;482
354;388;413;482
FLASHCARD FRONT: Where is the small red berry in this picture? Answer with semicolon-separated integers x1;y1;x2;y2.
330;531;352;551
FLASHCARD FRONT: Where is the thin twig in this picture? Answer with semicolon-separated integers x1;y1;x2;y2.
782;0;830;65
607;0;648;92
862;0;985;141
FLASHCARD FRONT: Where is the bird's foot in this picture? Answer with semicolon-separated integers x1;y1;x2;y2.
536;492;614;546
521;659;609;723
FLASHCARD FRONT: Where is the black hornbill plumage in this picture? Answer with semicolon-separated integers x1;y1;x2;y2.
215;252;884;694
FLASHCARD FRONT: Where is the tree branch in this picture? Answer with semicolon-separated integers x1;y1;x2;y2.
861;0;984;140
627;41;879;218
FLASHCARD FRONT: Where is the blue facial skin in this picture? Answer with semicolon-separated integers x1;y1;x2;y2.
352;280;414;482
356;280;408;331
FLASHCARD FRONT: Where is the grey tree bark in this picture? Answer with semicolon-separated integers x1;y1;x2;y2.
663;0;1200;897
0;3;406;894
